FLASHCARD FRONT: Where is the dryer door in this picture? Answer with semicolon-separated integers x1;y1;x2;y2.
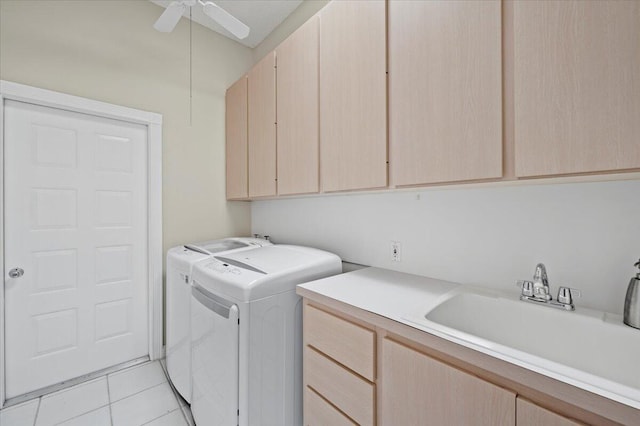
191;285;239;426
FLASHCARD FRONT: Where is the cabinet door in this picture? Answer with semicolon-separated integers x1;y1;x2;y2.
381;337;515;425
225;77;248;200
248;52;276;197
517;397;583;426
514;1;640;177
389;0;502;186
319;0;387;192
276;17;319;196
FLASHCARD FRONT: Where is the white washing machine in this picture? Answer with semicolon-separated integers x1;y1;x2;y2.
190;245;342;426
166;237;271;403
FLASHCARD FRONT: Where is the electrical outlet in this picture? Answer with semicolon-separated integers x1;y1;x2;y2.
391;241;401;262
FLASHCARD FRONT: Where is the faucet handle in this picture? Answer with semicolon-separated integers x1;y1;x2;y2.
557;286;581;305
517;280;534;297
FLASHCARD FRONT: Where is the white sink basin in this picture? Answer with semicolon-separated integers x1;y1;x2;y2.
406;290;640;406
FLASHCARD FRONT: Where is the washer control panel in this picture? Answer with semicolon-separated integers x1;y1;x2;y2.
207;261;242;275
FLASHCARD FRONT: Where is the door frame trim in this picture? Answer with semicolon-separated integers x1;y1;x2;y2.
0;80;164;408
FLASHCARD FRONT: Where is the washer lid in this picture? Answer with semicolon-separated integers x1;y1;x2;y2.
192;245;342;302
191;237;272;254
217;245;328;274
167;237;270;272
191;240;246;254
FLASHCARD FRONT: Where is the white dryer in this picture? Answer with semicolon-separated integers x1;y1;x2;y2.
165;237;271;403
190;245;341;426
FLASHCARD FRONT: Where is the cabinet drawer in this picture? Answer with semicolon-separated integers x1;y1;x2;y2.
305;347;375;426
305;304;375;381
304;386;356;426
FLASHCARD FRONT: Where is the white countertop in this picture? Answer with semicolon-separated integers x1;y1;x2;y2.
298;267;460;318
298;267;640;411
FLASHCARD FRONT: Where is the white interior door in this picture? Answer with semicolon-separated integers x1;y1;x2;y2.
4;100;148;399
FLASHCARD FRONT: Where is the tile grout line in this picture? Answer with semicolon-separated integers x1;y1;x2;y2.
140;407;183;426
106;375;114;426
42;377;111;425
32;397;42;426
108;361;168;404
157;360;191;425
38;368;157;426
50;366;166;426
19;361;166;426
109;377;169;405
51;404;110;426
107;359;155;380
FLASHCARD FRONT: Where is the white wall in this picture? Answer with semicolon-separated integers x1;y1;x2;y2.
252;0;329;63
253;179;640;315
0;0;253;254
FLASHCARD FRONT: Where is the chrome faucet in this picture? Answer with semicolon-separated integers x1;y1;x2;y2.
532;263;552;301
517;263;580;311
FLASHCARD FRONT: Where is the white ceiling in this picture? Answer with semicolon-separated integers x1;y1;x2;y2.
150;0;303;48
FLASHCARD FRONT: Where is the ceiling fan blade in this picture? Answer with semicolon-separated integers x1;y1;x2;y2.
202;2;250;40
153;1;186;33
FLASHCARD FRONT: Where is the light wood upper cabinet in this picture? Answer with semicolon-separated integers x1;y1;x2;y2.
381;337;516;425
319;0;387;192
225;76;248;200
389;0;503;186
517;397;583;426
276;17;319;196
248;52;277;197
514;0;640;177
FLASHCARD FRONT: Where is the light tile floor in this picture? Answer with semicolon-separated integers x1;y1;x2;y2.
0;361;194;426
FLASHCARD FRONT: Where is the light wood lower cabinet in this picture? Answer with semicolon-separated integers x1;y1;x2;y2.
517;397;583;426
304;386;356;426
381;337;515;425
304;304;375;381
303;303;376;425
305;347;375;425
301;296;637;426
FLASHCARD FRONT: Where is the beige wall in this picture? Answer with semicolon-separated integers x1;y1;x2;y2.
0;0;253;255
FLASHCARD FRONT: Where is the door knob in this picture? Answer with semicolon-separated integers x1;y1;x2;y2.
8;268;24;278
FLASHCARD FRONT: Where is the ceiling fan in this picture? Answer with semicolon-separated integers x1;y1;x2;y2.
154;0;250;39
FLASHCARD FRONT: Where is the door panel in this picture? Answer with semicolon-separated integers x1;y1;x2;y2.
4;100;148;398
